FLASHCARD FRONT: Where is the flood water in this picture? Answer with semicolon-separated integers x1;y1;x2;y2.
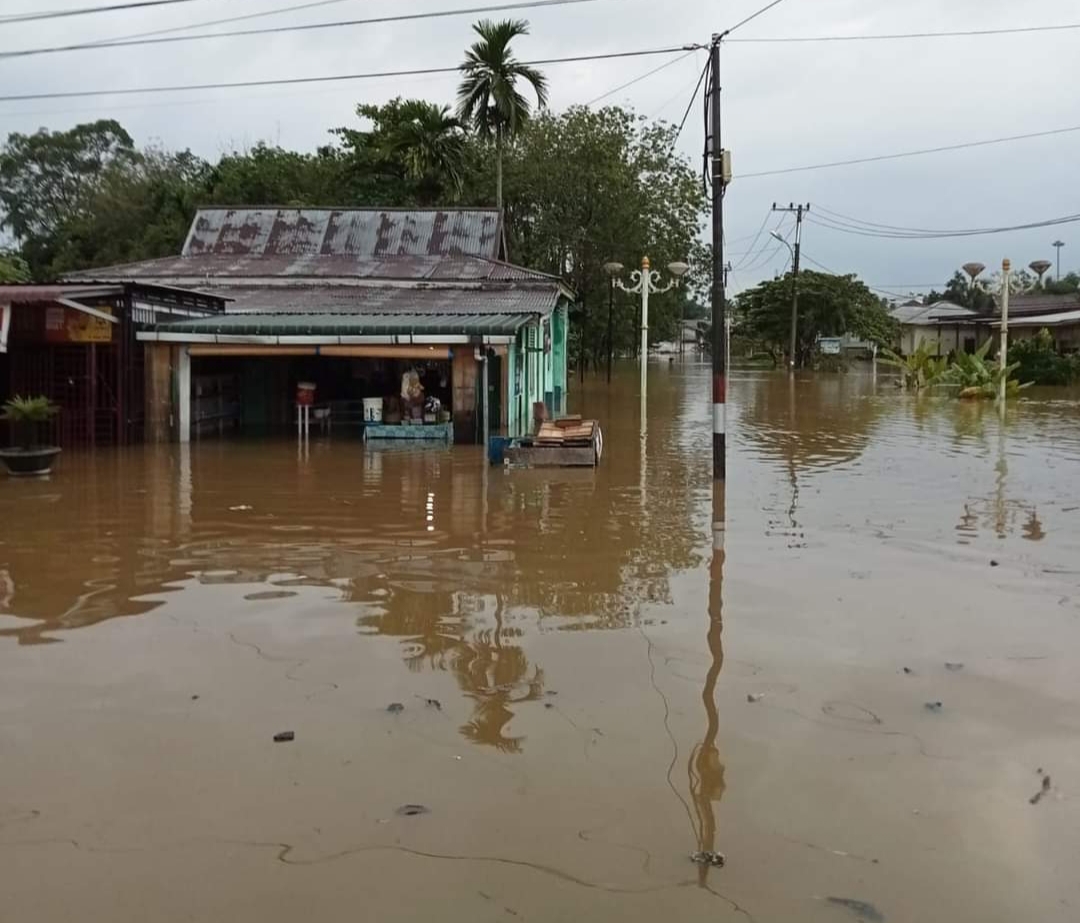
2;363;1079;922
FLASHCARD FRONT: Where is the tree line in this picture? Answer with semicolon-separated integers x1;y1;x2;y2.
0;18;708;374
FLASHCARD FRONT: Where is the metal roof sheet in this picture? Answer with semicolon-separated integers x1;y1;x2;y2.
991;308;1080;327
153;311;535;337
199;285;559;316
0;284;123;303
64;253;555;284
182;207;502;259
1004;292;1080;315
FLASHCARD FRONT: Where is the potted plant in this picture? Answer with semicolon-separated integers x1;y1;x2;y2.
0;396;61;476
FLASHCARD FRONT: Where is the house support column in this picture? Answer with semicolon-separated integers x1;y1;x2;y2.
177;345;191;444
452;348;479;444
144;342;173;444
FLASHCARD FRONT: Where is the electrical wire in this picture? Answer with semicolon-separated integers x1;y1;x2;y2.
0;44;692;102
812;209;1080;238
78;0;359;48
0;0;205;23
0;0;608;60
726;22;1080;42
718;0;791;39
737;124;1080;178
805;211;1080;240
728;209;772;271
670;55;710;151
586;49;697;107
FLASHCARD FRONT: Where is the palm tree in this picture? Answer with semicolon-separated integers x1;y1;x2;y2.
385;101;467;205
456;18;548;211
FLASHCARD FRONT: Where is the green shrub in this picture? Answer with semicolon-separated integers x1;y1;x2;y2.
1010;329;1079;386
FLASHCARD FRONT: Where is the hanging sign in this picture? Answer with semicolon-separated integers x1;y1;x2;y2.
44;304;114;343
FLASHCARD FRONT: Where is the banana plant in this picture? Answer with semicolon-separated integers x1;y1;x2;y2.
879;342;949;390
938;340;1031;400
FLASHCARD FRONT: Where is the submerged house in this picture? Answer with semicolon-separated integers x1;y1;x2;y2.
890;300;985;356
0;282;226;447
62;207;571;444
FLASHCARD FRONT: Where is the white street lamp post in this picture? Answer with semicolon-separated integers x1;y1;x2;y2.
999;258;1010;404
611;255;689;399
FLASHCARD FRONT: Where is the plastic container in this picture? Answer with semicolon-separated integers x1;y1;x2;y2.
363;397;384;423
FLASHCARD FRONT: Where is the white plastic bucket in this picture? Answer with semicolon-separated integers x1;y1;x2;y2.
363;397;384;423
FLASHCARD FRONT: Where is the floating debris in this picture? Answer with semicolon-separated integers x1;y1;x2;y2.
924;701;943;713
902;667;913;675
826;897;884;922
191;694;200;701
747;693;766;703
945;662;964;671
690;851;726;868
990;560;1000;567
423;698;442;710
229;505;254;512
273;731;295;743
1030;774;1052;805
544;702;554;709
386;702;405;714
395;804;430;817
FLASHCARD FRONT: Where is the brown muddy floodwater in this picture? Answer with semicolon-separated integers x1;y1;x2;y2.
2;364;1080;923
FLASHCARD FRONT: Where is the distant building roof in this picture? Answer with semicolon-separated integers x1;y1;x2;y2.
181;207;503;260
991;308;1080;328
889;300;975;325
1001;291;1080;316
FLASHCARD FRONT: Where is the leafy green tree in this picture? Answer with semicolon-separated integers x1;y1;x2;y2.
1044;271;1080;295
0;250;29;282
0;120;137;277
383;101;468;205
50;147;209;273
457;18;548;210
739;270;897;367
204;142;344;207
500;105;705;372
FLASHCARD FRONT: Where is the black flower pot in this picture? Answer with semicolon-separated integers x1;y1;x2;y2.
0;447;62;476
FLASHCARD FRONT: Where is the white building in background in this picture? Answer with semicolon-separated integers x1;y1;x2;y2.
889;300;985;356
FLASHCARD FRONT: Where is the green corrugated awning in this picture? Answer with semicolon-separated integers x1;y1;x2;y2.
151;311;536;337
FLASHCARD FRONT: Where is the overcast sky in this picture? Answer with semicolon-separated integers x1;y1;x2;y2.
1;0;1077;295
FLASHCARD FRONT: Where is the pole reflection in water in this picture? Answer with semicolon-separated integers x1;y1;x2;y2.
691;478;727;886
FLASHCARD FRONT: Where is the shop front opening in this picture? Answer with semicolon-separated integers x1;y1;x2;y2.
188;352;457;440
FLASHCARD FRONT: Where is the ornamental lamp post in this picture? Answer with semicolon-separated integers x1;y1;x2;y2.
610;256;689;402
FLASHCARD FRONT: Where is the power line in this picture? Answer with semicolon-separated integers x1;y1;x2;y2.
728;209;771;271
806;211;1080;240
0;0;205;23
0;0;608;60
79;0;358;48
0;44;692;102
718;0;791;40
669;55;710;150
586;49;696;107
737;124;1080;178
726;22;1080;42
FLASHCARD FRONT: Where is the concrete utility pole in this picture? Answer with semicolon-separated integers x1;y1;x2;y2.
999;258;1011;404
1052;240;1065;281
772;203;809;369
708;34;727;482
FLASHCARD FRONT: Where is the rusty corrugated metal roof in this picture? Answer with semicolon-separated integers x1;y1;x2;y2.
200;285;558;317
182;207;502;259
65;254;555;284
152;311;536;337
0;284;123;303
